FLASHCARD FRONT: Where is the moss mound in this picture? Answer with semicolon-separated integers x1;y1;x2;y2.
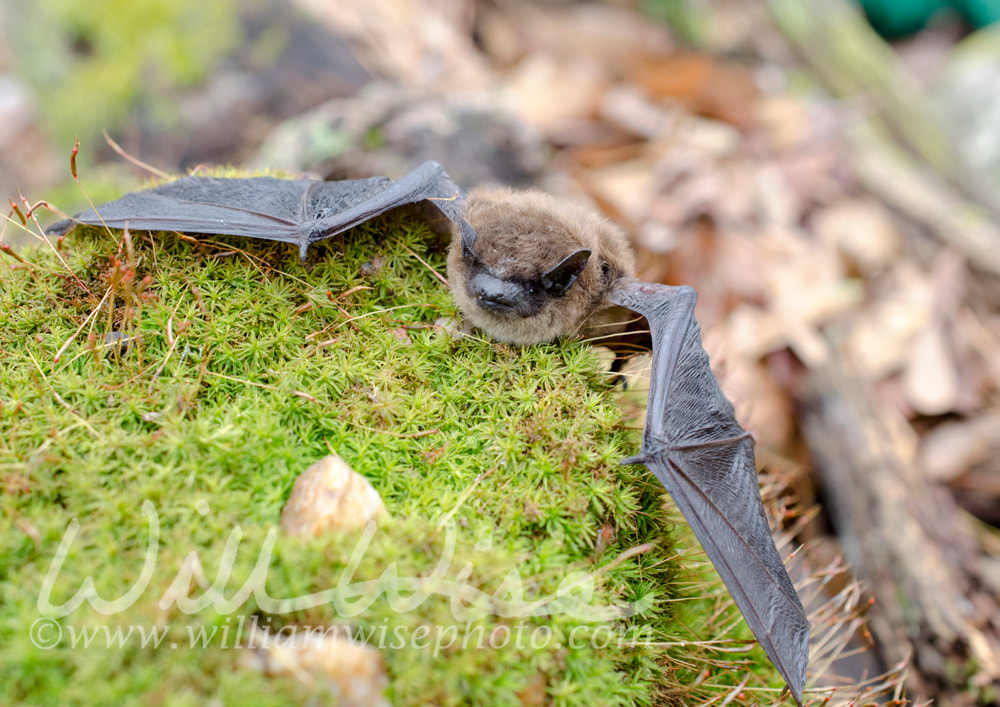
0;212;780;705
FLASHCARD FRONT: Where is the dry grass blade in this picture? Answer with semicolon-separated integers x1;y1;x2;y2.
103;129;170;179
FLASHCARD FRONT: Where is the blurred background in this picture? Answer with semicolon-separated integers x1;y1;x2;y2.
3;0;1000;704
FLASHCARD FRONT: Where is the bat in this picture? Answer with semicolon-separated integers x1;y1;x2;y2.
51;162;810;703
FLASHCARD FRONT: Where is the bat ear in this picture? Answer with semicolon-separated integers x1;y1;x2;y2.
542;249;591;297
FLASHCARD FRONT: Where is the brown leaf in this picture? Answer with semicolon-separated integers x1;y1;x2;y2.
506;54;609;135
902;324;960;416
754;96;813;153
517;673;548;707
632;53;758;129
813;199;901;275
704;326;795;449
477;2;675;75
843;263;934;378
579;156;658;227
921;415;1000;482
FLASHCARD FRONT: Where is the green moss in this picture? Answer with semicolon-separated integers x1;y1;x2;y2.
0;205;785;705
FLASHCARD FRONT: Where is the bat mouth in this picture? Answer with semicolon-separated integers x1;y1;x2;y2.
476;297;517;315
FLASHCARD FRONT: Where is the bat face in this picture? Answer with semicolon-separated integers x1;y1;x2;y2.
447;187;636;344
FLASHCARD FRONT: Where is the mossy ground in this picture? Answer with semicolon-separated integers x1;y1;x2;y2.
0;206;784;705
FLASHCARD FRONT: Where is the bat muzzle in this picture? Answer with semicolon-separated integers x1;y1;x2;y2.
470;272;539;317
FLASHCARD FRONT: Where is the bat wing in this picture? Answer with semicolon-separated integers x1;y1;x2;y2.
50;161;469;260
304;160;469;258
54;176;331;244
610;280;810;705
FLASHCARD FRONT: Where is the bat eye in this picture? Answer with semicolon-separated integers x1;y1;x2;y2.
542;249;591;297
462;240;477;264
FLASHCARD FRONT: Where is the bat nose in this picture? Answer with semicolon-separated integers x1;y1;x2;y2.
472;273;519;312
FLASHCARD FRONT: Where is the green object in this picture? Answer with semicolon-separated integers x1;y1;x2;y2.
952;0;1000;26
857;0;1000;36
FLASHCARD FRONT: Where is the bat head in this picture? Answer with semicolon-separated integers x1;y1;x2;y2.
447;187;635;344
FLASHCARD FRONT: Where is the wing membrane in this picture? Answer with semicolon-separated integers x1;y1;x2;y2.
611;280;810;705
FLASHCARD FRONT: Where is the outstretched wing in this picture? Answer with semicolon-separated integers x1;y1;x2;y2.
50;176;329;243
610;280;810;706
302;160;466;259
49;161;467;260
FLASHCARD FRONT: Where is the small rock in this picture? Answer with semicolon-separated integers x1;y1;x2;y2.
241;625;389;707
433;316;468;342
280;453;386;536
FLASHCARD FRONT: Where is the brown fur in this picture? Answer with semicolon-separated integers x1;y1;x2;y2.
447;187;636;344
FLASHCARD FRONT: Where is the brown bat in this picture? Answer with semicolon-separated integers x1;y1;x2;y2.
50;162;811;703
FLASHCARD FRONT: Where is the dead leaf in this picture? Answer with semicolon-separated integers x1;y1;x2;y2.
903;324;960;416
843;263;934;377
754;96;813;153
599;84;678;140
813;199;902;275
704;326;795;449
633;53;758;129
505;53;609;135
581;156;658;227
754;164;801;226
921;415;1000;481
478;2;675;75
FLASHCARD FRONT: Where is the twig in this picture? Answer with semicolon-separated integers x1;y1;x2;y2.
103;129;170;179
24;348;98;437
435;467;495;531
404;245;449;288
